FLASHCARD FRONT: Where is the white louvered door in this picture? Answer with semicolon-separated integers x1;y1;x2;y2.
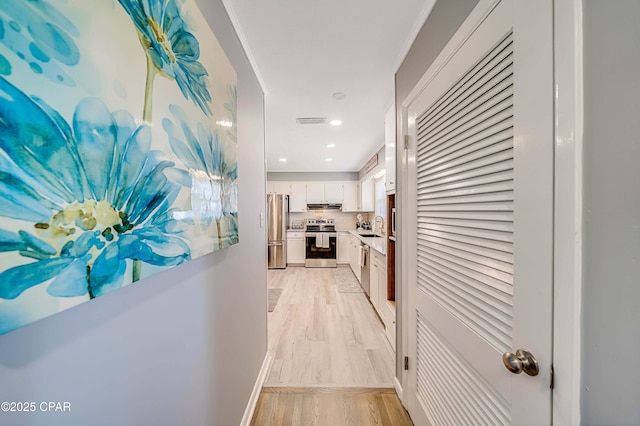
404;0;553;424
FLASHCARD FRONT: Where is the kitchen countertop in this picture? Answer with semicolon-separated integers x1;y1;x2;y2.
348;230;386;256
287;228;387;255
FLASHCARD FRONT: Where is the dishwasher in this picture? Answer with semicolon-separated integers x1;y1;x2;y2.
359;243;370;296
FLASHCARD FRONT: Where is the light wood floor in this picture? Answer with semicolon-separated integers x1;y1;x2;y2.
250;387;413;426
265;267;396;387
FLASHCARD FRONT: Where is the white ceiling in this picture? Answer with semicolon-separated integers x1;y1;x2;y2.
223;0;433;172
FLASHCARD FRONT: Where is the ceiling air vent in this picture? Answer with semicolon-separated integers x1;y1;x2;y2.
296;117;327;125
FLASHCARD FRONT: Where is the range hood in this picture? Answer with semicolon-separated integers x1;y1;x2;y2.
307;203;342;211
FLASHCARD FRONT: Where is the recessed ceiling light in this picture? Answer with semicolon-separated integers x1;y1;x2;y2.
279;158;287;162
326;144;336;148
325;158;333;162
332;92;346;100
329;119;342;126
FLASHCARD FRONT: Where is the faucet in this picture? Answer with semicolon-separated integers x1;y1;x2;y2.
373;216;385;235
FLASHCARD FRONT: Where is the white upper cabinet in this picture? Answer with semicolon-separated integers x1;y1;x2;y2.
360;177;374;212
275;181;291;195
306;183;325;203
306;182;343;204
289;182;307;212
324;183;344;203
270;179;359;211
267;181;291;195
384;104;396;194
342;181;360;212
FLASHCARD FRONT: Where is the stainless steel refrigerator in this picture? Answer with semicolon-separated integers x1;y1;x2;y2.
267;194;289;269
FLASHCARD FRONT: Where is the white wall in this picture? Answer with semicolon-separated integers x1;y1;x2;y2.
581;1;640;424
358;146;385;180
0;1;267;425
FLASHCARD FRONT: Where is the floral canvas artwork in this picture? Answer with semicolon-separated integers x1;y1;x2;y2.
0;0;238;335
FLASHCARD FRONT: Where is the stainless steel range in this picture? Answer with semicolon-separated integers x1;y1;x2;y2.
305;218;337;268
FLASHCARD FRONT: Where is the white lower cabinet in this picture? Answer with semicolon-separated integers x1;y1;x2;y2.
286;232;305;265
345;233;394;349
370;261;380;310
337;232;350;264
349;235;361;283
385;301;396;352
370;249;386;313
349;235;356;272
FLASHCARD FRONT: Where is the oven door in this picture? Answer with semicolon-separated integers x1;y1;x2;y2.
304;232;337;268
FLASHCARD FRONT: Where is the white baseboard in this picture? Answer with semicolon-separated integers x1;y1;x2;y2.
240;352;273;426
394;376;403;400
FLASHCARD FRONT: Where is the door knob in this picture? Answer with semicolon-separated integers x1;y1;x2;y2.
502;349;539;376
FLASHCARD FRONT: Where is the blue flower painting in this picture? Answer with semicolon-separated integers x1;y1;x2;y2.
0;0;80;85
117;0;212;119
163;102;238;250
0;0;237;335
0;77;190;299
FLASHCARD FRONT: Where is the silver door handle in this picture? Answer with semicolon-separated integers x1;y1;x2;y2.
502;349;539;376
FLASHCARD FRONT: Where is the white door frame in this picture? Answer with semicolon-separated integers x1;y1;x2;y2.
398;0;584;423
551;0;583;424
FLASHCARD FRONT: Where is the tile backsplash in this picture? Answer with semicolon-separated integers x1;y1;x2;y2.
289;211;370;231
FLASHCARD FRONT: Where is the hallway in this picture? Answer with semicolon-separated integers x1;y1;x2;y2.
265;267;395;387
251;267;411;424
